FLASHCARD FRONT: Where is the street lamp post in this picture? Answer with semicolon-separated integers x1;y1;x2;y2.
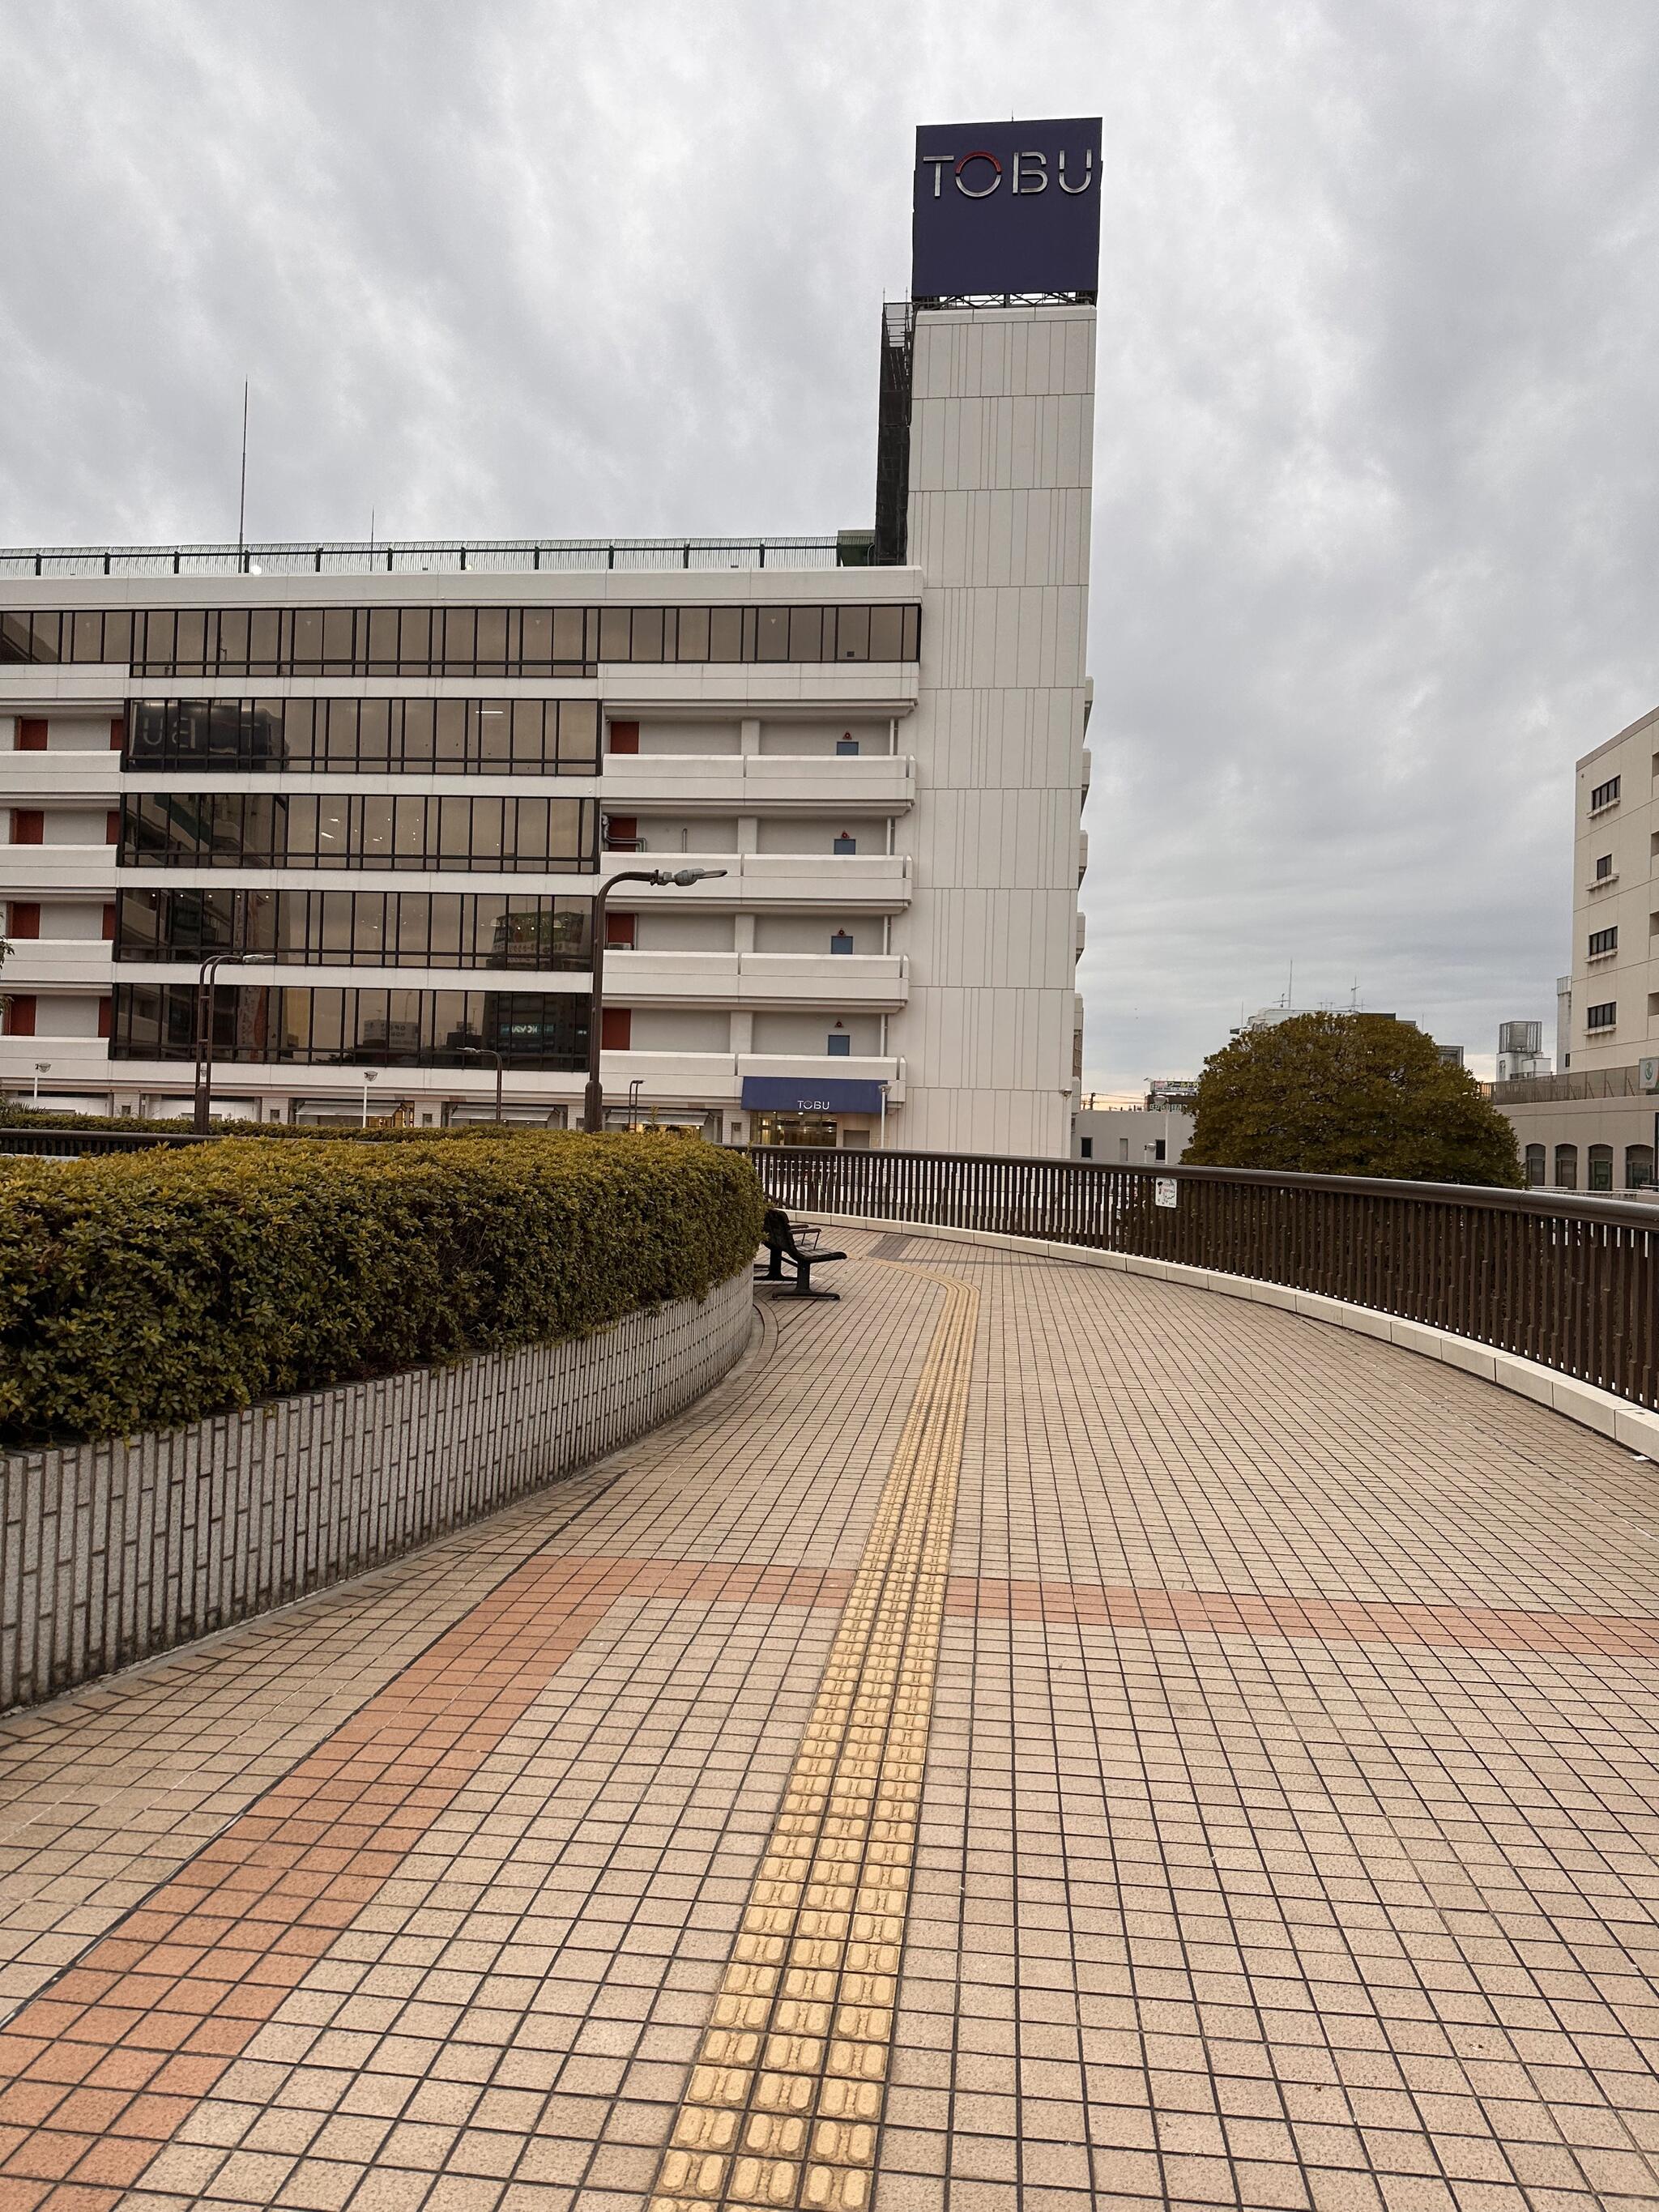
360;1068;378;1127
583;867;727;1135
32;1062;49;1106
457;1046;504;1123
194;950;275;1134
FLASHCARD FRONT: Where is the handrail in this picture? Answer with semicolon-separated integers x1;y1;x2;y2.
743;1146;1659;1411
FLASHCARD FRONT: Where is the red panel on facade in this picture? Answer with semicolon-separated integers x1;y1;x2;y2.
8;903;40;940
608;722;640;754
97;996;113;1040
106;810;122;846
606;910;636;948
603;814;638;850
600;1008;632;1051
110;718;126;750
11;811;43;846
17;720;47;752
5;995;36;1037
102;902;117;941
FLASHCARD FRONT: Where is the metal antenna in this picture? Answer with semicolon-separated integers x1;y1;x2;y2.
237;381;249;560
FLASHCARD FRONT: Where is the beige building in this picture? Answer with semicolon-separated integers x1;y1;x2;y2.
1494;702;1659;1191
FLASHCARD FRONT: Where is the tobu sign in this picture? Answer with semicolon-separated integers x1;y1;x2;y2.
912;117;1102;298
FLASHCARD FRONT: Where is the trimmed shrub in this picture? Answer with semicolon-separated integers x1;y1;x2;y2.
0;1132;765;1448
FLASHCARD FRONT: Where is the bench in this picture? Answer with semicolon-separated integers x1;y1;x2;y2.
754;1208;846;1301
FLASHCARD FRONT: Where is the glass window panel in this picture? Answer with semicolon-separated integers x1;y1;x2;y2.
274;698;312;768
99;609;133;666
115;889;159;957
550;798;587;867
399;607;433;671
471;796;505;864
704;606;739;662
319;890;355;954
434;698;468;767
215;608;249;671
308;991;344;1058
511;797;548;867
314;795;349;867
28;612;63;663
787;607;823;663
400;698;434;769
756;609;788;662
441;607;476;671
868;606;904;660
597;607;630;662
284;795;318;864
557;699;599;770
207;700;241;763
248;607;281;671
136;610;169;670
428;894;463;963
479;700;513;767
475;608;509;669
675;605;710;662
394;795;427;861
352;893;388;956
365;607;399;669
834;605;869;660
357;698;392;768
359;797;394;862
522;608;552;666
551;607;586;663
438;796;471;864
509;699;544;771
630;607;664;662
174;611;209;671
321;609;355;666
0;612;32;662
316;701;353;769
902;604;920;659
70;611;104;663
292;610;324;670
475;895;510;966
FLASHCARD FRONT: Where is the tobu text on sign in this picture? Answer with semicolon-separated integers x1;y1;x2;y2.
912;117;1102;299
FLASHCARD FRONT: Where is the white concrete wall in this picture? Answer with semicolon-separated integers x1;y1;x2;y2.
898;305;1094;1157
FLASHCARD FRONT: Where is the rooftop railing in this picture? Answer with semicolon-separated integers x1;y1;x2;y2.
0;536;855;581
747;1146;1659;1413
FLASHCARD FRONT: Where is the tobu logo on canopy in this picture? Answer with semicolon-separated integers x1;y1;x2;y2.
912;117;1102;299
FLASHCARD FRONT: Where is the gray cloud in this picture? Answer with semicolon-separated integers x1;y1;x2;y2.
3;0;1656;1087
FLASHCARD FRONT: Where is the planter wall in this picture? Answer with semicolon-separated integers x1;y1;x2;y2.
0;1268;753;1711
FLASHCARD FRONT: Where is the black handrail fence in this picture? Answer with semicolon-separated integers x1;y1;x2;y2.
744;1148;1659;1413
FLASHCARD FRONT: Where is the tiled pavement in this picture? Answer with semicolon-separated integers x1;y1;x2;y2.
1;1231;1657;2210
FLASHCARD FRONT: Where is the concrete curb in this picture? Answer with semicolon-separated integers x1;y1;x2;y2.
820;1212;1659;1462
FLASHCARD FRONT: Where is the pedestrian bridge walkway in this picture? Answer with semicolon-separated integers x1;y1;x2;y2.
2;1228;1657;2212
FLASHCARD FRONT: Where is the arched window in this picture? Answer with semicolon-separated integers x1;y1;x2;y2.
1555;1144;1578;1190
1589;1143;1614;1191
1626;1144;1655;1191
1524;1144;1546;1187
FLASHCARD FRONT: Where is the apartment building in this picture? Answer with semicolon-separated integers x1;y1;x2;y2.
1494;701;1659;1190
0;119;1097;1153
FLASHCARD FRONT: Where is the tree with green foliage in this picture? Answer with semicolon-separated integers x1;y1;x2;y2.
1184;1012;1522;1186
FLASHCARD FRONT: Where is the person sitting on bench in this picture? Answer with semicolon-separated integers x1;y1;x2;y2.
754;1208;846;1300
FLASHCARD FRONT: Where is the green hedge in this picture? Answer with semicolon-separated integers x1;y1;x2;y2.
0;1132;765;1449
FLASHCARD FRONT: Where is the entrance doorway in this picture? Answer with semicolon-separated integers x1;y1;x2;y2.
754;1113;838;1148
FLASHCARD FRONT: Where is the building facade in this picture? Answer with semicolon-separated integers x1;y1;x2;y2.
0;126;1097;1153
1493;703;1659;1191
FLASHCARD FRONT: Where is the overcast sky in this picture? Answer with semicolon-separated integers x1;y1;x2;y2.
4;0;1657;1090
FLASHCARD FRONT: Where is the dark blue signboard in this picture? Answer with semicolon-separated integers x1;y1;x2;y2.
911;117;1102;299
741;1076;886;1115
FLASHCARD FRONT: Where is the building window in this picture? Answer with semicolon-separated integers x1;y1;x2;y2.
836;735;860;756
113;889;592;969
117;793;597;873
123;697;601;777
1555;1144;1578;1189
1626;1144;1655;1191
1586;1001;1616;1030
1590;776;1620;811
1;602;923;676
1524;1144;1546;1187
830;931;854;955
1589;1143;1614;1191
827;1029;851;1056
1589;927;1618;957
1595;854;1614;880
1080;1136;1094;1159
111;983;588;1069
833;833;857;856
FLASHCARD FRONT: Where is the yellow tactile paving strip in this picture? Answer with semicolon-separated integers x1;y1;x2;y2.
650;1268;978;2212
